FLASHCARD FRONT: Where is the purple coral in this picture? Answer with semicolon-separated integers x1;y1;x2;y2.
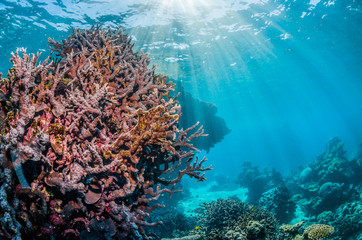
0;26;211;239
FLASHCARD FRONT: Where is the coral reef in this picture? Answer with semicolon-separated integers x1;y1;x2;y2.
297;137;355;186
236;161;295;223
316;201;362;239
0;26;211;239
302;224;334;240
286;137;362;240
149;208;197;239
259;186;296;223
236;161;284;203
233;137;362;239
196;198;283;240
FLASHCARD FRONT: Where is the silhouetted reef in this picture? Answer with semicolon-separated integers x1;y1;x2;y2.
173;80;231;153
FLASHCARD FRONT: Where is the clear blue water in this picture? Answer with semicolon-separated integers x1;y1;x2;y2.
0;0;361;179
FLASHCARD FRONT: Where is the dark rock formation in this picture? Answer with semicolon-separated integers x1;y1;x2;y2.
173;81;231;153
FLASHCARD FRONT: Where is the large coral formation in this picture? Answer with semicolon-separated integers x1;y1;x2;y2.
157;137;361;240
0;26;211;239
280;222;334;240
232;137;362;240
259;186;296;223
279;221;304;235
316;201;362;239
236;161;284;203
236;161;295;223
287;137;362;240
306;137;354;184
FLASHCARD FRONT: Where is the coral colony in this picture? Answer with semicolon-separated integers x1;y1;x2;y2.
0;26;211;239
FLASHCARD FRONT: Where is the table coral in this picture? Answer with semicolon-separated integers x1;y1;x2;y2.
0;26;211;239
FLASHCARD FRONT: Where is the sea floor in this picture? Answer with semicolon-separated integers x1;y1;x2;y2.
178;181;248;217
178;180;309;226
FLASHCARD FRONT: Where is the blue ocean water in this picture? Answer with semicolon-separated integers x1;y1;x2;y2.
0;0;361;178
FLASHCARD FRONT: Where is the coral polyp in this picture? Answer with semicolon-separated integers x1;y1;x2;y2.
0;26;211;239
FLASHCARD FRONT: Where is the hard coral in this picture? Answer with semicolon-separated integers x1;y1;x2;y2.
197;198;282;240
0;26;211;239
303;224;334;240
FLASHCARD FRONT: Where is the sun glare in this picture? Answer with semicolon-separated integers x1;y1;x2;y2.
128;0;278;102
158;0;212;17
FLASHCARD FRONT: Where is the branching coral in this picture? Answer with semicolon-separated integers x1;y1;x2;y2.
0;26;211;239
